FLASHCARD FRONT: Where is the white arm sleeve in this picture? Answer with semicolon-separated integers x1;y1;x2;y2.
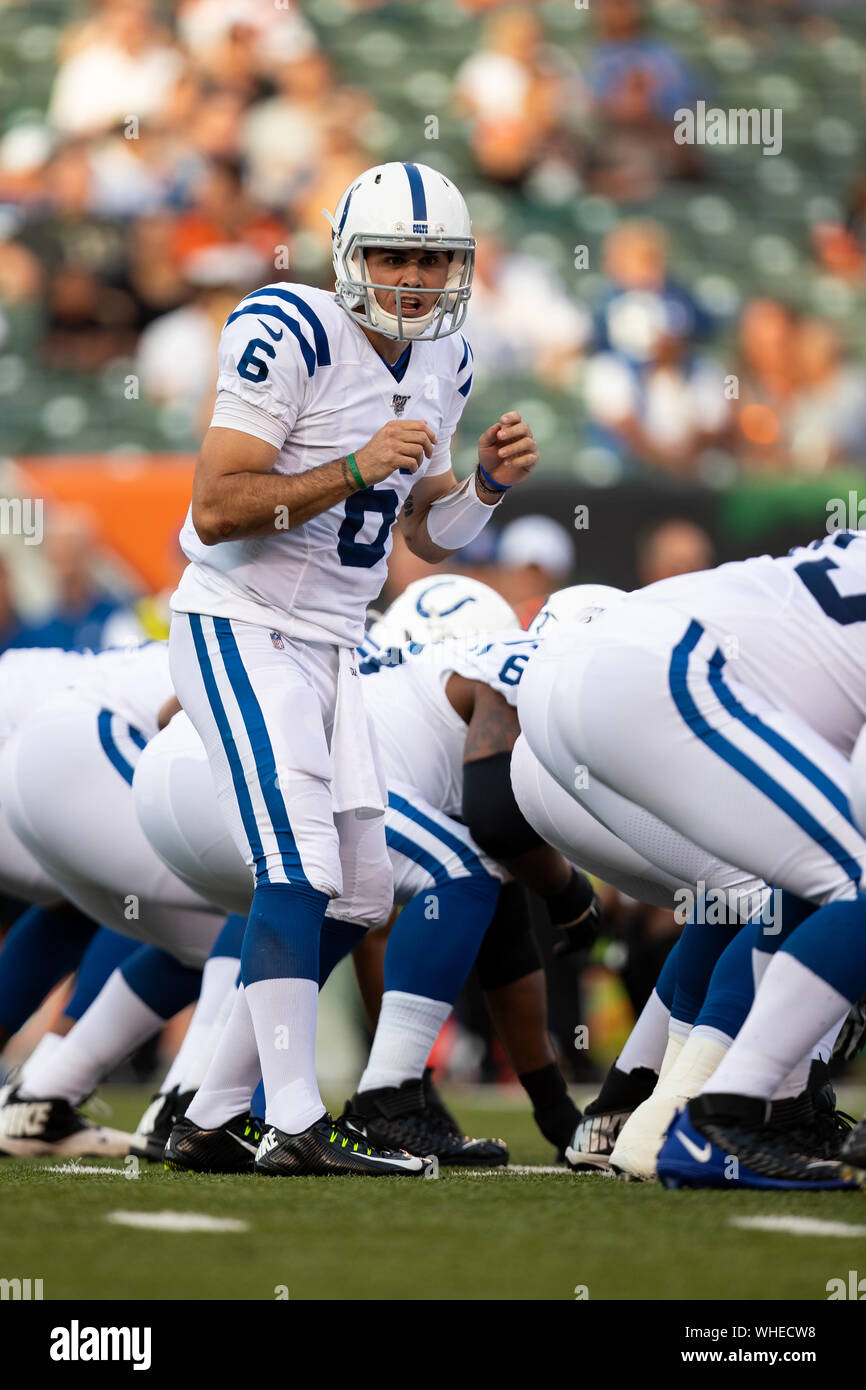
425;474;501;551
210;390;288;449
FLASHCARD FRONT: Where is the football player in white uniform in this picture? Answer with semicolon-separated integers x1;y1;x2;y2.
167;161;538;1177
133;581;597;1171
518;532;866;1188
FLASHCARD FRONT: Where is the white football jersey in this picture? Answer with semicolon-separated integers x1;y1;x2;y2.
67;641;173;740
631;530;866;755
359;630;540;817
0;648;96;740
171;283;474;646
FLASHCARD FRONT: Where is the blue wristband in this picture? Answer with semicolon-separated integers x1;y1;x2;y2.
477;463;511;493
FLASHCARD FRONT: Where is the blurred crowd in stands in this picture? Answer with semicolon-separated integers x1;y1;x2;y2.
0;0;865;475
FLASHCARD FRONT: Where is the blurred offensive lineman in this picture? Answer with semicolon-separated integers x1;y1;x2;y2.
519;531;866;1188
167;162;538;1177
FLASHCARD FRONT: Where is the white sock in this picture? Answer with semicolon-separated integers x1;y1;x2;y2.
160;955;239;1096
245;976;324;1135
703;953;851;1101
186;984;261;1130
771;1014;847;1099
657;1021;690;1082
357;990;452;1093
617;987;669;1075
19;972;162;1105
16;1032;63;1091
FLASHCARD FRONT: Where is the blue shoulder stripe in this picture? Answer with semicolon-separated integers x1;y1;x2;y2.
239;288;331;365
225;303;316;377
458;337;469;374
457;373;473;398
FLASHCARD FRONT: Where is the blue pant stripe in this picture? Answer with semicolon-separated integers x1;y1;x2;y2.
386;826;452;887
707;651;856;829
670;621;861;888
387;791;488;876
97;709;144;786
188;613;267;878
212;617;308;886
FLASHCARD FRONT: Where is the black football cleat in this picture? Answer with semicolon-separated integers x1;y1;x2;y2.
254;1111;438;1178
131;1086;196;1163
565;1062;658;1172
770;1082;855;1160
0;1086;134;1157
565;1111;628;1173
344;1076;508;1167
164;1112;263;1174
840;1115;866;1184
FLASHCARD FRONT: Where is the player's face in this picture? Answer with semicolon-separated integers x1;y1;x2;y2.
364;247;450;320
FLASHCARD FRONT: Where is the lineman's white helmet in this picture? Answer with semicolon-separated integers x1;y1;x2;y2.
528;584;627;636
369;576;519;647
323;161;475;341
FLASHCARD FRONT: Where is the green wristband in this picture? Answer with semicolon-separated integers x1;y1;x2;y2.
346;452;366;491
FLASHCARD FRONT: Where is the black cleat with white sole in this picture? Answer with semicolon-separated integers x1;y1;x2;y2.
0;1087;134;1157
565;1063;658;1172
254;1112;438;1178
344;1077;508;1167
131;1086;196;1164
164;1113;263;1174
565;1111;630;1173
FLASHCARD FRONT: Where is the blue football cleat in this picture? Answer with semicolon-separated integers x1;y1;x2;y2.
657;1095;857;1191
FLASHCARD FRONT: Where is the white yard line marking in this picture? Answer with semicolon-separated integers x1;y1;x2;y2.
731;1216;866;1239
460;1164;572;1176
46;1163;128;1176
106;1211;248;1233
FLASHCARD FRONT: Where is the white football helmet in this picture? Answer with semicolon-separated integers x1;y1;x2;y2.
323;162;475;341
368;575;519;648
528;584;627;636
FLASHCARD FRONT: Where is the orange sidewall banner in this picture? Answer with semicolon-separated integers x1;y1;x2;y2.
16;454;195;592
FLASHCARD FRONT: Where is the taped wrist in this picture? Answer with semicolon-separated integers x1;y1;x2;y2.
476;881;543;991
425;473;500;551
462;752;544;861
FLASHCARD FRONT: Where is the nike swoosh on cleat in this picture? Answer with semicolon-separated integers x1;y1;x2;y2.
226;1131;258;1154
355;1150;426;1170
676;1130;713;1163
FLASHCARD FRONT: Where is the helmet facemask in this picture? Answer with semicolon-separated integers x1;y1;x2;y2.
336;233;475;341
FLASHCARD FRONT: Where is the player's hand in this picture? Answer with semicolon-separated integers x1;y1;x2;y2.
552;895;603;959
354;420;437;484
476;412;538;489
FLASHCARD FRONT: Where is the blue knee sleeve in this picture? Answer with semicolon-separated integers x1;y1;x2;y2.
384;876;501;1004
120;946;202;1020
671;895;741;1026
781;894;866;1003
654;938;679;1011
319;920;366;988
0;903;98;1033
210;914;246;960
64;927;139;1022
241;882;329;987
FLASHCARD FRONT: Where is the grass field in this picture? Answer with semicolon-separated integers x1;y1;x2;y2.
2;1085;866;1301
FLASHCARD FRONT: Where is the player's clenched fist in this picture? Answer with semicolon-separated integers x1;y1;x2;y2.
476;412;538;490
354;420;437;484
